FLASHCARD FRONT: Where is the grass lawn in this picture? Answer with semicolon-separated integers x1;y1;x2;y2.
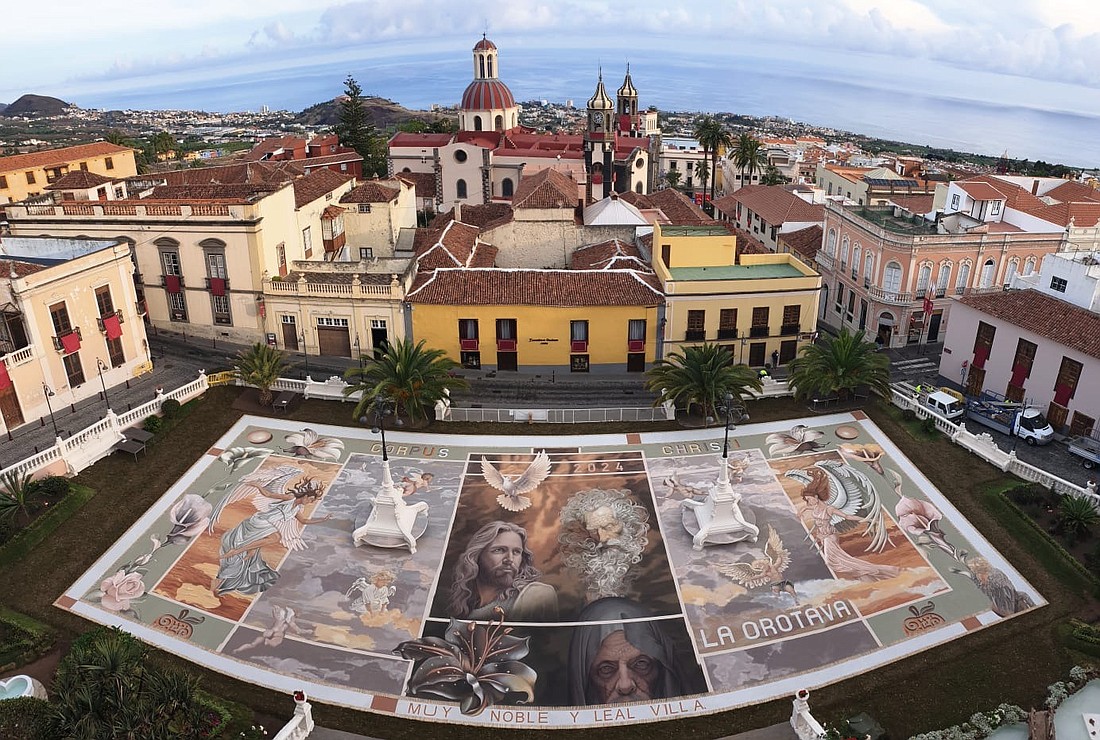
1;386;1096;739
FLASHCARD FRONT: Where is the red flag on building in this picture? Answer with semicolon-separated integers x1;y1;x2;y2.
60;331;81;354
103;314;122;340
923;290;934;316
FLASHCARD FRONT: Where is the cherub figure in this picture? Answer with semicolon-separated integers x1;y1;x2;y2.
232;604;303;654
400;471;433;497
346;570;398;614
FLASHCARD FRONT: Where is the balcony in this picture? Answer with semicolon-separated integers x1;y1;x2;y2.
868;286;914;305
749;326;769;338
459;338;480;352
570;340;589;353
161;274;185;290
263;278;402;300
204;277;230;291
627;339;645;353
51;328;82;353
780;323;800;336
684;329;706;341
716;328;738;340
1;344;35;370
96;310;125;332
496;339;517;352
816;252;835;271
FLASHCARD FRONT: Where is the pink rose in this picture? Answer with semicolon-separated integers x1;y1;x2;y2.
895;495;942;535
100;570;146;611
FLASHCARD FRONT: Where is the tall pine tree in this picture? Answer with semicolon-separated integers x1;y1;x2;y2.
336;75;387;177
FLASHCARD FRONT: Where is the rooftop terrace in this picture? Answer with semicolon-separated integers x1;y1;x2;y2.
668;263;806;281
853;207;939;235
660;224;731;237
0;235;121;266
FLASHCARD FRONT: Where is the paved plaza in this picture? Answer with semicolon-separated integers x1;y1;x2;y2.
58;413;1043;729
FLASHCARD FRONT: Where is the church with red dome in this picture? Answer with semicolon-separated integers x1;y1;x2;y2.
388;36;659;213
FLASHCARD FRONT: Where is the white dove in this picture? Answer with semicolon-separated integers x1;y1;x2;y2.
481;450;553;512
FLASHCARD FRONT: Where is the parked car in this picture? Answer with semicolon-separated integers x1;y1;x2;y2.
1068;436;1100;469
965;397;1054;446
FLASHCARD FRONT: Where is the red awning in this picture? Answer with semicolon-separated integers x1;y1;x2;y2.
61;331;81;354
103;314;122;340
165;275;181;294
209;278;226;297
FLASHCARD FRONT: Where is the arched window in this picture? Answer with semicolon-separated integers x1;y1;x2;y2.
501;178;514;198
936;262;951;297
473;116;483;131
1024;256;1037;275
456;179;467;199
494;115;503;132
479;54;485;78
826;229;837;256
1005;257;1020;286
956;262;971;294
851;245;861;277
864;252;874;281
883;261;902;294
635;182;643;193
840;237;849;268
487;56;493;77
916;264;932;294
979;258;996;288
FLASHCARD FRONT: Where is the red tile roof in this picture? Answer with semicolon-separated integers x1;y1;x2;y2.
396;171;437;199
302;151;362;167
620;188;712;224
389;132;454;148
243;136;308;162
293;168;351;208
321;205;346;219
888;194;936;214
413;221;497;271
431;203;513;231
0;142;132;173
0;260;48;277
407;268;664;306
1046;181;1100;204
511;168;578;209
158;161;301;186
778;225;823;262
461;79;516;110
959;289;1100;360
147;184;275;202
958;182;1007;201
570;239;652;271
341;180;400;204
714;222;769;255
724;185;824;226
44;170;116;190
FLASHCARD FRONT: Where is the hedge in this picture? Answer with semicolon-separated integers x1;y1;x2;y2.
0;606;55;672
0;484;95;568
0;696;52;740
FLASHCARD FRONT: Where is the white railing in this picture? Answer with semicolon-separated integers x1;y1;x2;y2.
272;696;314;740
2;345;35;369
791;690;826;740
264;280;399;300
889;387;1097;509
0;372;210;480
446;406;671;424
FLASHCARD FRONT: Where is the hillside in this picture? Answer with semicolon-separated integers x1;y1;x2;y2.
295;95;452;130
2;94;73;117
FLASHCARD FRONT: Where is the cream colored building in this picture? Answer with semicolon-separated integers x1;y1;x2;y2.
652;223;821;367
0;142;136;203
0;236;148;433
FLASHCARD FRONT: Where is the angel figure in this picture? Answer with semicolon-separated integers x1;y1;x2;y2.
232;604;303;654
481;450;552;512
717;525;796;601
400;471;433;497
663;473;705;500
786;460;900;582
346;570;397;614
208;465;331;596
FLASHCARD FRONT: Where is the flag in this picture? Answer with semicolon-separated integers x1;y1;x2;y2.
103;314;122;340
61;331;81;354
209;278;226;296
922;290;934;316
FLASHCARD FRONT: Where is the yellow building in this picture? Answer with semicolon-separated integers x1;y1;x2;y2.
0;236;148;433
0;142;136;203
652;223;821;367
407;234;663;373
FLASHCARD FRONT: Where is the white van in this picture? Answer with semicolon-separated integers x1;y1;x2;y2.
921;390;965;421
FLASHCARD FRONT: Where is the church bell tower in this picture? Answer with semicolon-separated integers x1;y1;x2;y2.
584;72;615;202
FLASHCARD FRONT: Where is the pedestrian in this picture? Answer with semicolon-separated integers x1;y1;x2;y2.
771;349;779;368
759;366;770;379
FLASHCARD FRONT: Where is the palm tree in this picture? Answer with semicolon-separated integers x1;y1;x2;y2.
664;169;682;190
343;338;468;423
729;133;766;190
695;118;733;204
692;160;709;201
1057;494;1099;542
0;470;41;527
787;329;890;401
691;117;716;205
645;344;762;420
233;343;294;406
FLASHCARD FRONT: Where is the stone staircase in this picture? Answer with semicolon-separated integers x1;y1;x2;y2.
448;372;659;409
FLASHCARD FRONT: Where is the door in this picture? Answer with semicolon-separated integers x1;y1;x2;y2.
877;324;892;347
0;383;24;428
626;353;646;372
927;311;943;343
1047;402;1069;433
1070;411;1095;438
497;352;518;371
779;339;797;365
281;317;298;350
371;326;389;359
748;342;766;367
965;365;985;398
317;326;352;357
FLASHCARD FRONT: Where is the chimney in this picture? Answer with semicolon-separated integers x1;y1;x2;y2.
454;203;462;223
1031;180;1039;195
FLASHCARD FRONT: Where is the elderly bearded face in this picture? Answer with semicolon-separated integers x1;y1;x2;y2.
584;505;625;546
559;489;650;600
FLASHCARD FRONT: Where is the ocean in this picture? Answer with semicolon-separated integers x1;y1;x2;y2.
72;46;1100;167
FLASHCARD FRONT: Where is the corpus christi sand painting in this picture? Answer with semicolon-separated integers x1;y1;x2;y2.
59;413;1043;728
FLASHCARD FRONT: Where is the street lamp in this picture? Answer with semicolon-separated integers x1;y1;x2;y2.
352;395;424;553
717;392;750;467
96;358;111;410
354;335;363;370
299;333;309;381
42;383;59;438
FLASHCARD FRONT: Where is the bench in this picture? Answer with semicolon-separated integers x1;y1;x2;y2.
273;391;297;414
112;438;146;461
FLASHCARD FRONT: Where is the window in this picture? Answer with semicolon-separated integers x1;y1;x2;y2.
750;307;769;338
916;264;932;295
628;319;646;342
718;308;737;339
685;310;706;341
276;243;287;276
1054;355;1083;407
473;116;483;131
301;226;312;256
991;200;1001;215
0;175;7;189
95;286;126;366
936;262;951;297
1050;276;1068;293
25;171;35;185
882;261;902;294
212;294;231;325
1005;258;1020;287
950;193;960;209
502;178;514;198
1024;257;1036;275
781;305;801;335
79;161;88;171
570;320;589;344
168;292;187;321
105;157;114;170
825;229;836;256
979;258;996;289
846;291;855;322
456;179;468;199
358;203;371;213
839;238;849;268
955;262;971;294
207;252;227;279
94;286;115;318
864;252;874;283
851;246;861;278
495;318;516;341
458;319;479;342
835;283;844;313
50;302;73;336
162;250;181;276
359;247;374;260
63;353;85;388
